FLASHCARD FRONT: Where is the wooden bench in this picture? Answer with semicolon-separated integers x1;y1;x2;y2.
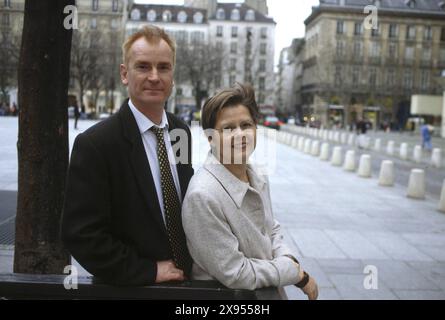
0;273;285;300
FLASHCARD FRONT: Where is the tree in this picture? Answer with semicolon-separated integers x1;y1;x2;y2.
175;38;224;110
14;0;74;274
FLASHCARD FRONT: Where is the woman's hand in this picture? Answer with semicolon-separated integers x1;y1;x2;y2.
302;276;319;300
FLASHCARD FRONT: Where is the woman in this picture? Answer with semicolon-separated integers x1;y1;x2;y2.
182;83;318;299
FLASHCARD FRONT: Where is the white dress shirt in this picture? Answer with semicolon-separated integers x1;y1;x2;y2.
128;99;182;225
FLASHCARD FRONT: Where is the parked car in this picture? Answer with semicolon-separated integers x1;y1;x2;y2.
263;116;284;130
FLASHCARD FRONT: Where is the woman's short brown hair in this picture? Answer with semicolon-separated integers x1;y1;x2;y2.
122;25;176;66
201;83;259;130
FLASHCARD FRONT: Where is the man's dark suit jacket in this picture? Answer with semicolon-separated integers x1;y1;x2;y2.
61;100;194;286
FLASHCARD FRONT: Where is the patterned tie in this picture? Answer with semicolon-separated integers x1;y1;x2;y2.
150;126;192;274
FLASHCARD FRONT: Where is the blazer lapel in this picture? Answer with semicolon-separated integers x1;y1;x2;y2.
119;102;167;234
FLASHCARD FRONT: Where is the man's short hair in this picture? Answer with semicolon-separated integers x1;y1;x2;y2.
122;25;176;66
201;83;259;130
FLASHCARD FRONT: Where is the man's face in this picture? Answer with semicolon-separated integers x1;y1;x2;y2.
120;38;174;109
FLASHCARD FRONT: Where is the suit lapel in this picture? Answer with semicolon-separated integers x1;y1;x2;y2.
119;102;167;234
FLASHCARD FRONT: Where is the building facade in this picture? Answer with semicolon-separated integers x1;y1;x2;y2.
302;0;445;129
127;0;276;113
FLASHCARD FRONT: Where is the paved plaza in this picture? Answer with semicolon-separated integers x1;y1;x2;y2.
1;117;445;299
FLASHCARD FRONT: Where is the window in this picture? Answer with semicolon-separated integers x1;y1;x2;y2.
229;75;236;86
259;59;266;72
130;8;140;20
406;25;416;40
216;41;223;51
147;9;156;22
370;42;380;57
230;42;237;54
112;0;118;12
231;26;238;38
354;22;363;36
246;27;253;42
260;43;267;55
259;77;265;90
92;0;99;11
405;46;414;61
389;24;398;38
191;31;204;44
441;27;445;42
163;10;172;22
387;69;395;86
91;17;97;29
353;41;363;57
337;20;344;35
371;28;380;37
177;11;187;23
193;12;203;24
245;9;255;21
260;27;267;39
2;13;9;26
441;48;445;63
175;31;187;42
176;87;183;96
369;68;377;87
258;93;265;104
111;19;119;29
335;66;342;85
352;67;360;87
424;26;432;40
421;70;430;90
4;0;11;8
403;69;412;89
336;41;345;57
216;8;225;20
388;43;397;59
216;26;223;37
231;9;240;21
230;58;236;70
422;47;431;61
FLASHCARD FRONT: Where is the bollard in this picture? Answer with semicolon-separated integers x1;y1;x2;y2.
407;169;426;199
348;134;355;146
286;133;293;145
322;130;328;141
413;145;422;163
334;131;340;143
362;136;371;149
328;131;333;141
386;141;395;156
399;143;408;160
379;160;394;186
291;135;299;148
304;139;312;154
331;146;343;166
358;154;372;178
432;148;442;168
341;132;347;144
343;150;356;171
319;142;330;161
374;138;381;152
439;180;445;213
311;140;320;156
297;137;305;152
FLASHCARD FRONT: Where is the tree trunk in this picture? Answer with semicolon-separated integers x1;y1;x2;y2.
14;0;74;274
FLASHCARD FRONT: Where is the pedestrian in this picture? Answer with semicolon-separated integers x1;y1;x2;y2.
61;25;194;285
73;104;80;129
182;83;319;299
421;123;432;151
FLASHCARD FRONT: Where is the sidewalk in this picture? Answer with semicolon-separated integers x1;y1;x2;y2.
1;118;445;299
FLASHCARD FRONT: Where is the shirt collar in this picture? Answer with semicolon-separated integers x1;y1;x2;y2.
128;99;169;134
203;152;266;209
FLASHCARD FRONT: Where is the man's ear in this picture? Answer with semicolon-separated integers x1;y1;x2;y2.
120;64;128;86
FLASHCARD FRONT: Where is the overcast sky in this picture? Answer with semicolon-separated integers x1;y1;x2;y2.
135;0;320;66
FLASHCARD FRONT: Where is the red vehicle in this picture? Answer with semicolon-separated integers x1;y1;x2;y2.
263;116;284;130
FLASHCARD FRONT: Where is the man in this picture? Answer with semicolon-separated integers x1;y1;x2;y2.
421;123;432;151
61;26;194;285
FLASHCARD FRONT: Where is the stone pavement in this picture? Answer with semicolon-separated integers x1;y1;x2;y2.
1;117;445;299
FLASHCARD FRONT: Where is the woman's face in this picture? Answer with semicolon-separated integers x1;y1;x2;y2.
210;104;257;165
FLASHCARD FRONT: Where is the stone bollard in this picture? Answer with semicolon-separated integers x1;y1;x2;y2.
328;131;333;141
319;142;330;161
407;169;426;199
291;135;299;148
297;136;305;151
322;130;328;141
386;141;395;156
439;180;445;213
374;138;381;152
340;132;348;144
304;139;312;154
379;160;395;186
413;145;422;163
399;143;408;160
343;150;356;171
348;134;355;146
362;136;371;149
286;133;293;145
331;146;343;166
432;148;442;168
358;154;372;178
334;131;340;143
311;140;320;156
